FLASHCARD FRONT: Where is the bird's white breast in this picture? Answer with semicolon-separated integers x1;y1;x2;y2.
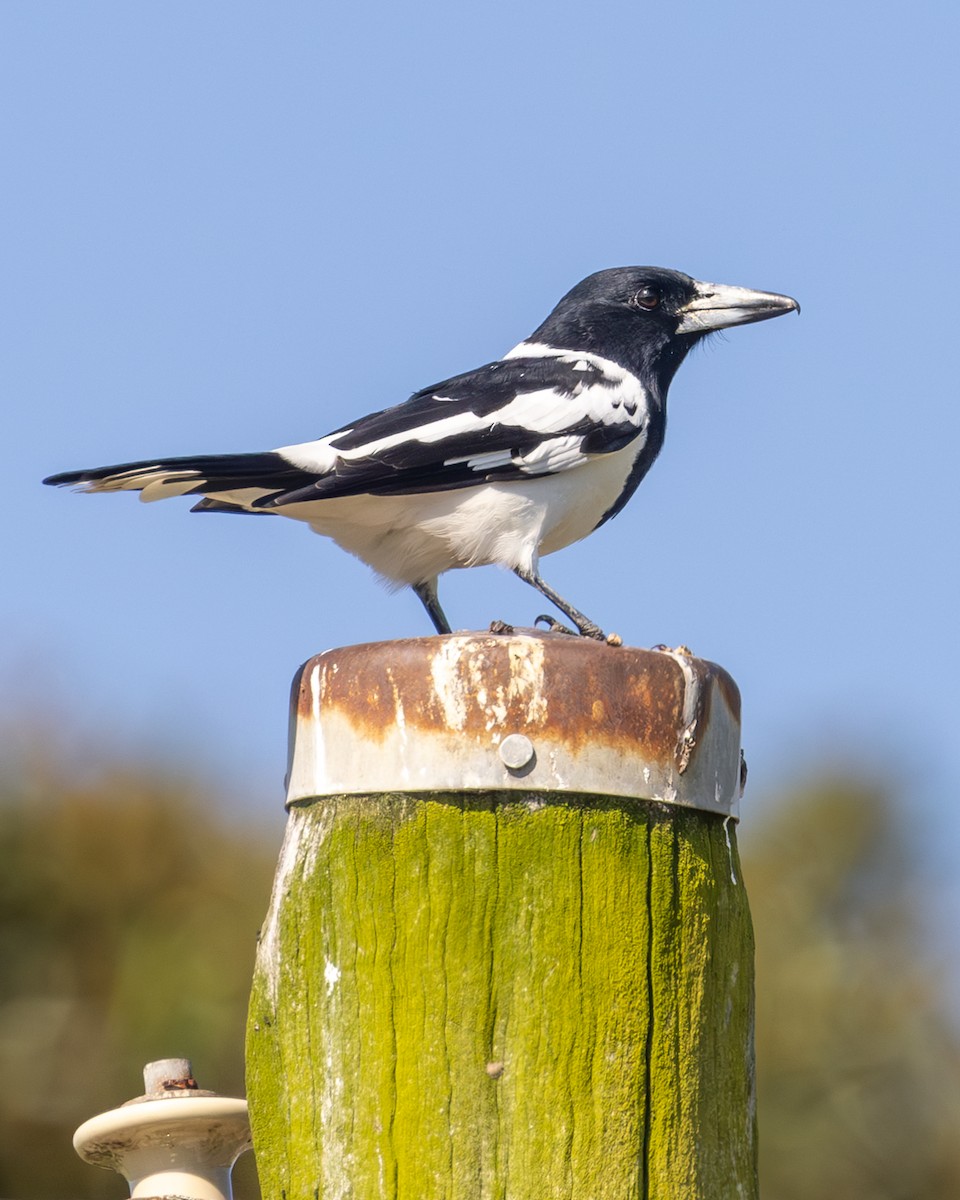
248;435;644;586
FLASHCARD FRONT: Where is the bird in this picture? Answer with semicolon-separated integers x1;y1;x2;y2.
44;266;798;640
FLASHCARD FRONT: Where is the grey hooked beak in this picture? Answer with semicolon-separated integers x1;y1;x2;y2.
677;281;800;334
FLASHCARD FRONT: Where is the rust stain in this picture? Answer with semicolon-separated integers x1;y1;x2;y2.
291;660;313;720
293;633;736;771
165;1075;198;1091
712;664;742;725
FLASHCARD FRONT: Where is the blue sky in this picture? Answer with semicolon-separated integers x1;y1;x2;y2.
3;2;959;926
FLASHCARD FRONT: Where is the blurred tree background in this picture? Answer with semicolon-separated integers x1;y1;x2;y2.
749;778;960;1198
1;731;959;1198
0;730;277;1199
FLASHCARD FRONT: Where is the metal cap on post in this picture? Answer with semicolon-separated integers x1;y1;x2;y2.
285;631;742;815
73;1059;251;1200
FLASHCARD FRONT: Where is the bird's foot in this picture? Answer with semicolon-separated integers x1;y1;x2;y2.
534;614;620;643
489;619;515;635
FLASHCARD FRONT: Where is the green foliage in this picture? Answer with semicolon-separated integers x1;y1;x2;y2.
0;740;277;1199
744;778;960;1200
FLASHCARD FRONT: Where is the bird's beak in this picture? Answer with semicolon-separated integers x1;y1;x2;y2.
676;281;800;334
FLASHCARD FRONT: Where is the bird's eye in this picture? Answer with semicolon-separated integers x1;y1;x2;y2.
632;286;660;310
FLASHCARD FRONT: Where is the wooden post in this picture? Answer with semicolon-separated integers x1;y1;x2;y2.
246;633;754;1199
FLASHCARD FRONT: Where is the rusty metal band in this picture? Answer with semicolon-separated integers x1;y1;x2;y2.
285;633;743;818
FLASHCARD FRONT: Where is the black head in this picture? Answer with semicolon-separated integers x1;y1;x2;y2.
529;266;798;395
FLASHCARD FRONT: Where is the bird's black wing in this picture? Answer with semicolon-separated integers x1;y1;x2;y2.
258;354;646;508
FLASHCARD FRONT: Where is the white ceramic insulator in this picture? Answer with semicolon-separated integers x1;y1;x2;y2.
73;1095;251;1200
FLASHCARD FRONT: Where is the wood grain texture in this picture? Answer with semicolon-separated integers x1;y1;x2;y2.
247;792;755;1199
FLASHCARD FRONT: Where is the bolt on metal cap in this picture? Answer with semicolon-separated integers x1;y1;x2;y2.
498;732;536;772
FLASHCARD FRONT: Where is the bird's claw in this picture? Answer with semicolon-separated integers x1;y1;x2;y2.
534;614;577;636
534;614;619;644
489;619;515;635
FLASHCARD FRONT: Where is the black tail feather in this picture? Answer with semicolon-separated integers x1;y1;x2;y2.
191;498;275;515
43;452;316;493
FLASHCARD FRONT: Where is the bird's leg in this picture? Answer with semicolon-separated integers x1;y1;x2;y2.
412;579;452;635
512;566;606;641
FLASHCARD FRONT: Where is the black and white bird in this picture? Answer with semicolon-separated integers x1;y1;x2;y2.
45;267;797;640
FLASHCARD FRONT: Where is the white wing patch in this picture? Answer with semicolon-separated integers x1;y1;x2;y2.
515;435;592;475
274;439;340;473
444;448;517;471
332;408;497;459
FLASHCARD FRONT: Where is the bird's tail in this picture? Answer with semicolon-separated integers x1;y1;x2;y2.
43;452;309;504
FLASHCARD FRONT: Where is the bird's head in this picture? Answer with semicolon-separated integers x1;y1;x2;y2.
530;266;799;393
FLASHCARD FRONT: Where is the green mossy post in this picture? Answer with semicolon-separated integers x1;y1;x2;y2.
247;634;755;1200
